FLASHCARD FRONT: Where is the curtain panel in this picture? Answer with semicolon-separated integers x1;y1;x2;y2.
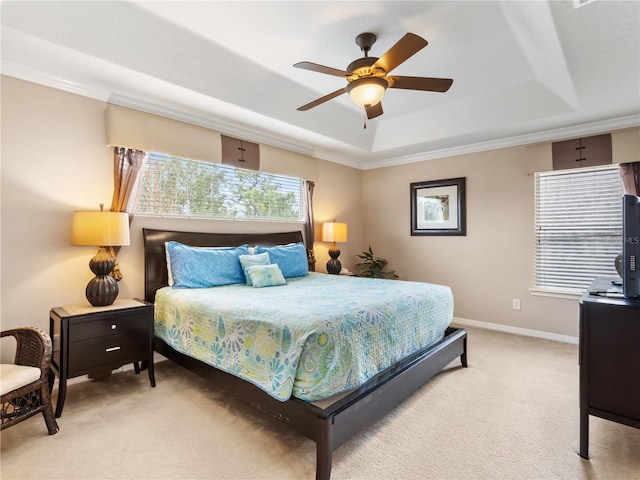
304;180;316;272
109;146;146;280
619;161;640;195
110;147;146;213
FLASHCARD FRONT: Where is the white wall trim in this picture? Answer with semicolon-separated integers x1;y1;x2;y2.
1;59;112;102
529;287;583;300
107;94;316;158
451;316;579;345
363;114;640;170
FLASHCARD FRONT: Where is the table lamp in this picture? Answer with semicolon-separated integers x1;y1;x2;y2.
322;221;348;274
71;207;130;306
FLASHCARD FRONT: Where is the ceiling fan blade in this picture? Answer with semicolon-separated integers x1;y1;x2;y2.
372;33;428;74
388;76;453;92
297;87;347;111
293;61;352;78
365;102;383;119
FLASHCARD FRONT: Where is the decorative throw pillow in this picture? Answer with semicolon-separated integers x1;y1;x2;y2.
246;264;287;288
165;241;248;288
254;242;308;278
239;252;271;286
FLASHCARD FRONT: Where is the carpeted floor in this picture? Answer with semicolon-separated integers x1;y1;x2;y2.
1;326;639;479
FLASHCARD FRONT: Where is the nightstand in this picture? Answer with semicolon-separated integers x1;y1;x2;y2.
49;298;155;418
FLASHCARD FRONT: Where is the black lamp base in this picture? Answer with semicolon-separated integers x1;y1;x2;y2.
85;247;118;306
327;243;342;275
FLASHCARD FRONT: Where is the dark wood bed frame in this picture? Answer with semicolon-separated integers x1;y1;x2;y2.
143;228;468;480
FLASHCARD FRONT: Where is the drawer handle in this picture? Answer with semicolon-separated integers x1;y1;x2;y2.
105;346;121;353
111;324;117;330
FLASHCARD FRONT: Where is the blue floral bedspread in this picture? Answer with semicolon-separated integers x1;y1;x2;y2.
154;272;453;402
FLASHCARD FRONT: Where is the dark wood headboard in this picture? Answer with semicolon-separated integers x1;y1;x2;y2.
142;228;304;303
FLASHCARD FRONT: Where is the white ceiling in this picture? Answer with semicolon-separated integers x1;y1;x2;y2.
2;0;639;169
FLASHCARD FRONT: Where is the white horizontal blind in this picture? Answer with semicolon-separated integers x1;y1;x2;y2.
135;153;304;222
535;165;623;291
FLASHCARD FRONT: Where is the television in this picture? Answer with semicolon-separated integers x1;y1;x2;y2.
622;194;640;298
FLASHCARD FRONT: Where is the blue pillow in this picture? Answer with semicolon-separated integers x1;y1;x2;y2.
239;252;271;286
254;242;308;278
246;264;287;288
165;241;248;288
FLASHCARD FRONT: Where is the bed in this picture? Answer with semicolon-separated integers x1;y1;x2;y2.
143;228;467;480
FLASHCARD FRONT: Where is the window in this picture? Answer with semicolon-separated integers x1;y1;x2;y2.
534;165;622;292
135;153;304;222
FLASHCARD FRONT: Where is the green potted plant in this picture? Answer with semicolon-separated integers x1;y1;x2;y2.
356;246;398;279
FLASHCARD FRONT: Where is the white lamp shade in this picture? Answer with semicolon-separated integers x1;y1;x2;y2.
347;77;387;107
322;222;348;243
71;211;130;247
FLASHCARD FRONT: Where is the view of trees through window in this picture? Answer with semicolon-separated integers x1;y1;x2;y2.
135;153;304;221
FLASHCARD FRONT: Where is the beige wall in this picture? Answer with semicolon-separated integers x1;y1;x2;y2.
0;76;362;362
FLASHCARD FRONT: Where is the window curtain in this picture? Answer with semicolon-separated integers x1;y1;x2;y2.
304;180;316;272
619;161;640;195
108;147;147;280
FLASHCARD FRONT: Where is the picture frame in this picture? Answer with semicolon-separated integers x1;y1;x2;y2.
410;177;466;236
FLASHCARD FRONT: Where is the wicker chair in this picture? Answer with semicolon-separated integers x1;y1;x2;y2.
1;327;59;434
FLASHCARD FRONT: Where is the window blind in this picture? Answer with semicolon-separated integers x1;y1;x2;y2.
535;165;623;291
135;153;304;222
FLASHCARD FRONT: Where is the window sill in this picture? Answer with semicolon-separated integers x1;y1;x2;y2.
529;287;583;300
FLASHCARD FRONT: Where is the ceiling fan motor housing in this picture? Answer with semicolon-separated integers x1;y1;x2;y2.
347;57;383;78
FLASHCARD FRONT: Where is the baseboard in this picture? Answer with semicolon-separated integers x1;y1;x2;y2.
451;317;579;345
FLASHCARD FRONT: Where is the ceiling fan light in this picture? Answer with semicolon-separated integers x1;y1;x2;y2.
347;77;388;107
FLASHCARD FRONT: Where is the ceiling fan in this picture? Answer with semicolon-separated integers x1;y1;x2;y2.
294;32;453;120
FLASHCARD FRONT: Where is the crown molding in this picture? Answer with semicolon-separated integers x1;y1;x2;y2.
106;94;316;158
1;59;112;102
363;114;640;170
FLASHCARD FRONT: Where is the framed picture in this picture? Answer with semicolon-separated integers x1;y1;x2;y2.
410;177;466;236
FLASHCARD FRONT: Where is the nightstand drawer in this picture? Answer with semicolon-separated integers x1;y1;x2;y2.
69;311;151;342
68;330;150;375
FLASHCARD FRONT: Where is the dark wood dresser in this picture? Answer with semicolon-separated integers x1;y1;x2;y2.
579;277;640;458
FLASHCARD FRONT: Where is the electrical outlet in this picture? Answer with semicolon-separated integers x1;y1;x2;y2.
513;299;521;310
